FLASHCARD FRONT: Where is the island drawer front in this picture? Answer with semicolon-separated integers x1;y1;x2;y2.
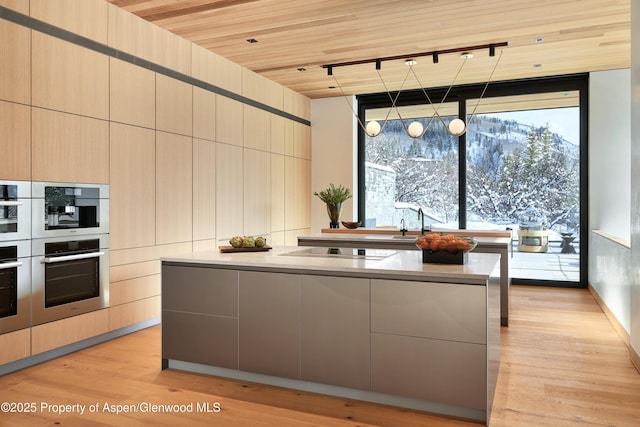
162;265;238;317
371;279;486;344
371;333;486;410
162;310;238;369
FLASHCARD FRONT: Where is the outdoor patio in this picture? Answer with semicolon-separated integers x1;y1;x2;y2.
510;238;580;282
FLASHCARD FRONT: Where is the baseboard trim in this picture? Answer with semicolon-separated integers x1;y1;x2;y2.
587;283;630;347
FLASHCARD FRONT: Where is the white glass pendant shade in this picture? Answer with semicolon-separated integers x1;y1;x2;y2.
449;118;466;136
365;121;381;137
407;121;424;138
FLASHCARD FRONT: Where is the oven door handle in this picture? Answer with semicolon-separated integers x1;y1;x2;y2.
43;251;105;264
0;200;23;207
0;261;22;270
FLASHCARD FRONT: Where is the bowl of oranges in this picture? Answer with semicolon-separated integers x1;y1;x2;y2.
415;233;477;264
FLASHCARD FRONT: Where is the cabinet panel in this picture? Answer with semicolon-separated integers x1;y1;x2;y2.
270;115;286;155
0;101;30;180
110;259;158;283
31;309;109;355
162;310;238;369
243;105;271;151
32;108;109;183
242;68;283;109
0;329;30;365
109;274;160;306
239;271;299;379
109;295;160;331
0;19;30;104
109;123;156;249
32;32;109;119
243;149;271;236
193;87;216;141
110;58;155;128
216;96;243;146
156;132;193;245
371;333;486;410
109;242;192;266
192;44;242;93
293;122;312;160
300;275;370;390
162;265;238;317
284;86;310;121
108;3;160;65
156;74;193;136
193;138;216;241
270;154;285;232
371;279;487;344
216;143;243;239
30;0;108;43
284;157;311;230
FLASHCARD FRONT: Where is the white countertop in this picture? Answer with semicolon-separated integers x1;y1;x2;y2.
162;246;501;285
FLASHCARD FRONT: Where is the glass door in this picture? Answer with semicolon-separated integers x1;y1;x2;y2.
465;92;581;283
363;103;460;231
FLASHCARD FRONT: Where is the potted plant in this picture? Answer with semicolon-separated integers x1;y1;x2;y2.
314;183;352;228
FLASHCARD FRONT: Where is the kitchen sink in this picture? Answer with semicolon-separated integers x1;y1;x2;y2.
391;235;417;239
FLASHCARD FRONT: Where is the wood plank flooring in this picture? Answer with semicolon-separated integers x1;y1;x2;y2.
1;285;639;426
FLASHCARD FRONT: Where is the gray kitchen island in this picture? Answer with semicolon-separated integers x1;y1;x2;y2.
161;246;501;424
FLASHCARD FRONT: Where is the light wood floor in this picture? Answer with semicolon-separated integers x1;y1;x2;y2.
1;285;639;426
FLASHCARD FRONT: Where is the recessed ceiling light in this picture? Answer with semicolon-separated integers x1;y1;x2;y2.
328;86;336;89
533;63;543;68
246;38;258;44
297;67;306;72
535;37;545;43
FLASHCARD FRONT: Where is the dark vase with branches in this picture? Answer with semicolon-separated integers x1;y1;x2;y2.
314;183;352;228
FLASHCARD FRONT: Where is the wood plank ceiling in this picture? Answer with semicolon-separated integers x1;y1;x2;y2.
108;0;630;100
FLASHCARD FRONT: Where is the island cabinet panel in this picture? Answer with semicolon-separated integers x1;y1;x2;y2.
162;266;239;369
371;279;487;344
371;333;487;410
239;271;300;379
300;275;370;390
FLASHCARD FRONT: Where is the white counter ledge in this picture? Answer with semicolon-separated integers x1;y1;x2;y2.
162;245;501;285
161;246;501;424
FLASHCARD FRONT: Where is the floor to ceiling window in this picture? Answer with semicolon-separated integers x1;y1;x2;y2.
357;75;588;286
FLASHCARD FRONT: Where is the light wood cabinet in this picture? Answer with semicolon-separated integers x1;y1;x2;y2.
109;274;160;307
284;86;311;121
0;19;30;104
109;296;160;331
193;138;216;241
31;309;110;355
193;87;216;141
110;58;155;129
30;0;108;43
191;44;242;93
156;131;193;245
239;271;300;379
293;121;312;160
0;329;30;365
0;101;30;180
284;157;311;230
243;105;271;152
32;32;109;119
242;68;284;109
156;73;193;136
270;114;286;155
243;149;271;236
107;3;161;67
216;143;243;239
109;122;156;250
216;96;243;146
270;154;285;232
32;107;109;183
300;275;370;390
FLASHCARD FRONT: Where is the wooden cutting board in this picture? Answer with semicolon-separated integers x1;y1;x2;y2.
218;245;272;253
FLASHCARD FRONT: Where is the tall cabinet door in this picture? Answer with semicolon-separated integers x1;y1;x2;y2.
300;275;370;390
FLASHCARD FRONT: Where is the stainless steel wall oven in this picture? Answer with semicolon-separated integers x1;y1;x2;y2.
0;180;31;242
31;234;109;325
31;182;109;239
0;239;31;334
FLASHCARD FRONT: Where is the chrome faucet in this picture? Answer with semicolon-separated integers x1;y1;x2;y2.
400;218;407;236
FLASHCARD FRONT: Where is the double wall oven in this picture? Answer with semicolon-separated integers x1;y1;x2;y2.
31;182;110;326
0;180;31;334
